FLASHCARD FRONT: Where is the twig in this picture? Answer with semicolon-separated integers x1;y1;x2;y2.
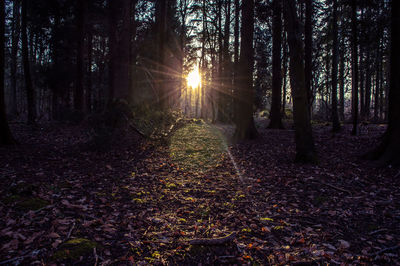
368;228;388;235
369;245;400;256
66;221;76;240
93;247;99;266
320;182;352;195
189;232;236;245
395;171;400;178
0;249;42;265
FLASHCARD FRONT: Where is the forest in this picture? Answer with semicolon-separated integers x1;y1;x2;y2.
0;0;399;264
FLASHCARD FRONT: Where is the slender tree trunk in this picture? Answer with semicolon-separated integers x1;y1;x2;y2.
223;0;231;120
284;0;316;163
339;34;345;121
304;0;313;113
22;0;35;125
74;0;86;112
129;0;137;104
155;0;168;109
0;0;15;144
282;33;288;117
217;0;224;121
233;0;258;140
86;30;93;112
108;0;117;103
351;0;358;135
10;0;20;117
365;49;371;119
331;0;340;131
268;0;283;129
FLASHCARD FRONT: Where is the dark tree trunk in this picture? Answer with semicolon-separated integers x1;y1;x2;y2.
233;0;258;141
108;0;117;103
351;0;358;135
331;0;340;131
74;0;86;112
369;0;400;165
365;49;372;119
339;34;345;121
155;0;168;108
268;0;284;129
22;0;35;125
10;0;20;117
304;0;313;112
223;0;231;120
216;0;224;122
129;0;137;103
284;0;316;163
282;33;288;116
0;0;15;145
86;30;93;112
115;0;131;101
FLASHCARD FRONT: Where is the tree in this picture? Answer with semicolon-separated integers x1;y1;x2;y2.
10;0;20;117
234;0;258;140
351;0;358;135
304;0;313;112
331;0;341;131
22;0;35;125
0;0;15;145
268;0;284;129
74;0;86;112
284;0;316;163
370;0;400;165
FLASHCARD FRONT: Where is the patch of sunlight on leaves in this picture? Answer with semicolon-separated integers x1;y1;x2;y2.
242;228;252;233
132;198;146;204
178;218;187;223
260;217;274;222
273;226;284;230
169;122;227;172
52;238;98;261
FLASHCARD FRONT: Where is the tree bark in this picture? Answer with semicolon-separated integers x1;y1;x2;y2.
10;0;20;117
351;0;358;135
304;0;313;112
22;0;35;125
108;0;117;103
74;0;86;112
268;0;284;129
0;0;15;145
233;0;258;141
331;0;340;131
369;0;400;165
284;0;316;163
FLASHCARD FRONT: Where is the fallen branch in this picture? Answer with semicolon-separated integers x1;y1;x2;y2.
368;228;388;235
189;232;236;245
66;221;76;240
369;245;400;256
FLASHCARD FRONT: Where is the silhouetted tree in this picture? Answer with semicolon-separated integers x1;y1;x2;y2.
284;0;316;163
0;0;15;145
331;0;341;131
351;0;358;135
268;0;284;129
234;0;258;140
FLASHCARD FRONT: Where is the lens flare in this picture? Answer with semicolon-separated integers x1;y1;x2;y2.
187;68;201;89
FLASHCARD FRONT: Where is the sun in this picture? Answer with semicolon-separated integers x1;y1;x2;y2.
187;68;201;89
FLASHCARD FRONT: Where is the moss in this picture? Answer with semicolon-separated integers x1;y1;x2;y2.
52;238;98;261
2;194;22;205
16;197;49;211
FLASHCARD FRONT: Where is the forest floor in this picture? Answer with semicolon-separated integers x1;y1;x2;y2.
0;119;399;265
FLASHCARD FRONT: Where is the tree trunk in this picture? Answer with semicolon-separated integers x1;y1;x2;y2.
74;0;86;112
304;0;313;112
370;0;400;165
351;0;358;135
86;30;93;112
0;0;15;145
233;0;258;141
22;0;35;125
108;0;117;103
284;0;316;163
129;0;137;104
268;0;284;129
331;0;340;131
155;0;168;109
339;33;345;121
10;0;20;117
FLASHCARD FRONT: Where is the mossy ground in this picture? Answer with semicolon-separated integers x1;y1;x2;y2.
52;238;98;261
169;122;227;172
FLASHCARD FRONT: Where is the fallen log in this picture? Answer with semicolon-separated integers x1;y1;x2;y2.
189;232;236;245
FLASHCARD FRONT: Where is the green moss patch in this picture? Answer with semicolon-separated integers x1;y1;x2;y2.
52;238;98;261
169;123;227;172
16;197;49;211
